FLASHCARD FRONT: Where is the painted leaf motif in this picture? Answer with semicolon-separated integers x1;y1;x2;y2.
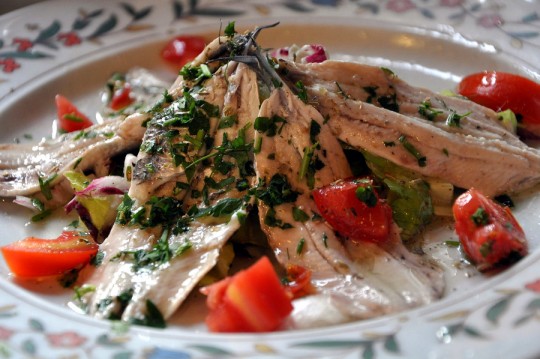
188;344;233;355
86;9;103;17
73;18;91;30
486;296;513;325
527;298;540;310
420;8;435;19
147;347;191;359
449;11;466;20
463;325;484;338
121;3;152;20
112;352;133;359
283;2;314;12
383;335;400;353
29;318;45;332
514;313;534;327
363;342;374;359
0;51;51;59
508;31;539;39
357;3;379;14
312;0;339;6
35;20;61;43
190;8;245;17
96;334;123;347
522;12;539;23
470;3;481;12
88;14;118;39
173;1;184;19
21;339;37;355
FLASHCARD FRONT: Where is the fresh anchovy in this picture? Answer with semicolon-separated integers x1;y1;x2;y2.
0;113;147;199
279;60;521;144
254;85;444;328
279;60;540;196
83;62;260;322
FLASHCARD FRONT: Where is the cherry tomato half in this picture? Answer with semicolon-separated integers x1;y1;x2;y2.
312;177;393;243
109;83;134;110
161;35;206;69
453;188;527;271
200;256;293;333
55;94;93;133
458;71;540;137
1;231;98;278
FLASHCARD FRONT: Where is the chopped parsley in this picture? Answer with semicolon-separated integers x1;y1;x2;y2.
335;81;350;99
362;86;378;103
255;174;299;207
224;21;237;37
218;114;237;129
130;300;166;328
471;207;490;226
38;173;57;200
295;80;308;103
309;120;321;144
292;207;309;222
418;100;443;121
398;135;426;167
296;237;305;255
446;110;471;128
322;233;328;248
355;185;377;207
264;207;293;229
254;115;286;137
194;197;244;219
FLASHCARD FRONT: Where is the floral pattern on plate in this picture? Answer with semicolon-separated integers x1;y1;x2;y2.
0;0;539;77
1;1;540;358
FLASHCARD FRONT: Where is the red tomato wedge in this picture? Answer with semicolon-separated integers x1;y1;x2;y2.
284;264;312;299
457;71;540;137
55;94;93;133
201;256;293;333
109;83;134;110
161;35;206;69
452;188;528;271
1;231;98;278
312;177;392;243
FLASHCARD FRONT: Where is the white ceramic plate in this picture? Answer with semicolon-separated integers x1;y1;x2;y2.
1;1;540;358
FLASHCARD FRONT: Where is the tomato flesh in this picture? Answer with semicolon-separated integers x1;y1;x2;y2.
161;35;206;69
452;188;527;271
109;83;134;110
55;94;93;133
285;264;312;298
312;177;392;243
458;71;540;137
201;256;293;333
1;231;98;277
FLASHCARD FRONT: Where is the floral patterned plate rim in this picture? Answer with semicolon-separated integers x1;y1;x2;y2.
1;1;540;358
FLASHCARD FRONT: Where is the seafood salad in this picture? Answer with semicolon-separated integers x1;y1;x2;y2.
0;22;537;332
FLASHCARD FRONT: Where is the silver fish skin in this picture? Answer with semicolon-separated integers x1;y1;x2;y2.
120;62;260;321
0;113;147;198
83;62;261;323
279;60;521;145
254;86;444;328
278;60;540;196
83;70;227;321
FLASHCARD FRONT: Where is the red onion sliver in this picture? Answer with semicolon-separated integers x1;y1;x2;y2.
75;176;129;197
